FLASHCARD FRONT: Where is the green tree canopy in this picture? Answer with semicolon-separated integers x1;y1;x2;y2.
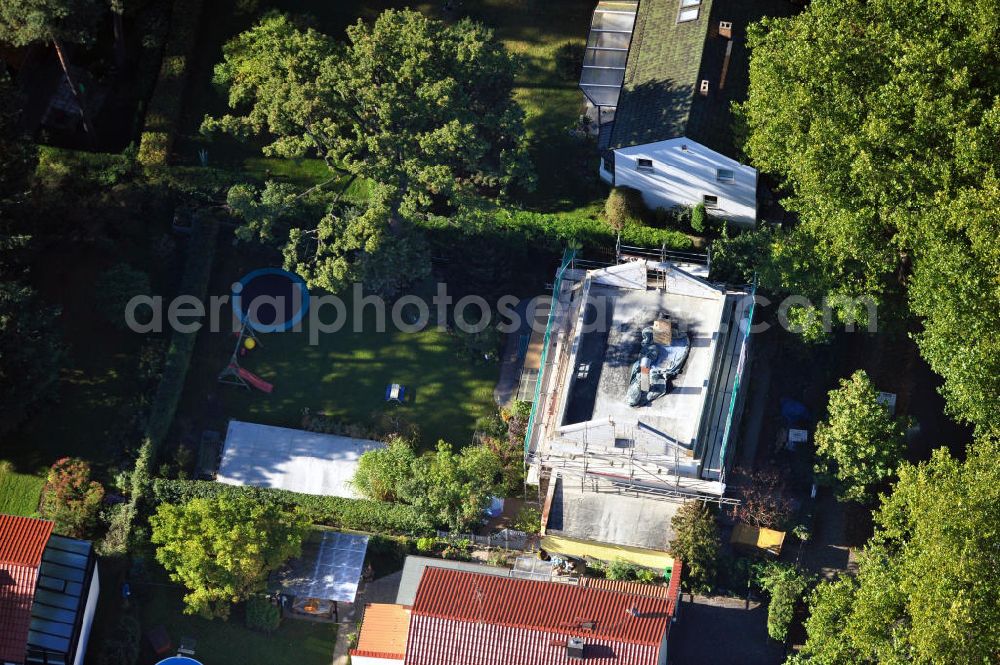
755;562;813;643
0;0;102;46
403;441;502;532
793;438;1000;663
669;501;720;593
0;280;63;435
0;70;36;203
814;370;908;503
205;9;533;218
740;0;1000;431
351;436;418;503
150;495;310;618
39;457;104;538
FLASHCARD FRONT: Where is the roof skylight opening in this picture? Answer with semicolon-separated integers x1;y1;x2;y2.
678;0;701;22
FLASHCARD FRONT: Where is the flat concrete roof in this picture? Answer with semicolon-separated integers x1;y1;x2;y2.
217;420;384;498
545;477;679;551
565;281;725;448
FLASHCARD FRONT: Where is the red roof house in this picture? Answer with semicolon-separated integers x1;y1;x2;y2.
0;515;53;665
404;567;677;665
0;515;100;665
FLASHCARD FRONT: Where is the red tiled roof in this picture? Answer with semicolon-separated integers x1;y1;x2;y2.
0;516;53;664
351;603;411;659
580;578;674;600
405;568;673;665
0;515;52;566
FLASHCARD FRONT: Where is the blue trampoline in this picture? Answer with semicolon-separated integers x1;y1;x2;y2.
156;658;203;665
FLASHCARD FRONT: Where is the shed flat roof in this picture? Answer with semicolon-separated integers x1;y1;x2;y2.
217;420;384;498
396;556;510;606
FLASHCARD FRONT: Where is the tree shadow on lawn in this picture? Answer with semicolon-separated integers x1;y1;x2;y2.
137;578;336;665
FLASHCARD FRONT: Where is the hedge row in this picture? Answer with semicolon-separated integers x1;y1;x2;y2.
151;479;435;535
138;0;204;166
429;206;693;253
104;214;218;554
145;213;218;449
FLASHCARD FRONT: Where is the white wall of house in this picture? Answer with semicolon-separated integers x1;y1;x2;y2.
73;563;100;665
350;655;403;665
600;137;758;227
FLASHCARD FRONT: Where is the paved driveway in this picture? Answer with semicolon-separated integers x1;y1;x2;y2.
668;594;785;665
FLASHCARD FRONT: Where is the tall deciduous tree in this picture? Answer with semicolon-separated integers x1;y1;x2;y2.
792;438;1000;663
814;370;907;504
0;0;104;134
740;0;1000;432
150;495;310;618
0;70;37;204
669;501;719;593
0;280;63;435
282;188;431;297
204;10;534;219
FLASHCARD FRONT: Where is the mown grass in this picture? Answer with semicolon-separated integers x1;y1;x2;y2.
139;579;336;665
0;464;45;516
178;248;498;450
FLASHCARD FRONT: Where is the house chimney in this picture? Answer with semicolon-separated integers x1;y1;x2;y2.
719;40;734;90
699;79;710;96
567;637;585;659
719;20;733;39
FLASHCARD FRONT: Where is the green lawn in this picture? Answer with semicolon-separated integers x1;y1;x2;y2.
139;583;336;665
178;247;498;449
0;464;45;516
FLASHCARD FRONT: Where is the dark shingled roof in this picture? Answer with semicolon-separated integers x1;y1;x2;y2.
609;0;797;157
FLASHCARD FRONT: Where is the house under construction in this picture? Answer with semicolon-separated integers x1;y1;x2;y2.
526;254;753;560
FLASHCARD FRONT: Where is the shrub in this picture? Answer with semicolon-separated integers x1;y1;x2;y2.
40;458;104;538
635;568;658;583
669;501;720;593
246;595;282;633
415;536;436;553
756;562;813;643
511;506;542;534
607;559;639;581
604;187;646;231
352;436;417;502
690;202;707;233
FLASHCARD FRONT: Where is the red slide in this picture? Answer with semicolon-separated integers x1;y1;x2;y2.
237;367;274;393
